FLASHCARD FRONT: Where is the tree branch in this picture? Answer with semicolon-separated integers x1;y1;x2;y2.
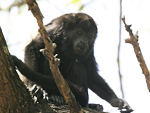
0;27;37;113
25;0;83;112
122;17;150;92
117;0;124;98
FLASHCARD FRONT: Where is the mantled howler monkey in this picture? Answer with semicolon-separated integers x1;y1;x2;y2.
12;13;133;112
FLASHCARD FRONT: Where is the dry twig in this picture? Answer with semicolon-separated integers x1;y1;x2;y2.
117;0;124;98
26;0;82;113
122;17;150;92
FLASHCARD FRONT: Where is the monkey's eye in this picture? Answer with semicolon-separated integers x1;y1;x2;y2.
77;31;83;35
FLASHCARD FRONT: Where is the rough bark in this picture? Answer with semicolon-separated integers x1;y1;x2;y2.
0;27;36;113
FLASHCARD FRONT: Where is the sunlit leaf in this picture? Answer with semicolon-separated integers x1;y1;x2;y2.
18;4;26;15
71;0;80;4
67;0;84;11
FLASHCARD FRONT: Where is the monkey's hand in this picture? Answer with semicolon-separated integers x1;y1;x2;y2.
111;98;133;113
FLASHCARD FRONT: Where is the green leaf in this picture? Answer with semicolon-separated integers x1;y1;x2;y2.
18;4;26;15
67;0;84;11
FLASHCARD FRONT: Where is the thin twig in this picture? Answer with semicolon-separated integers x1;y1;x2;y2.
26;0;83;112
122;17;150;92
117;0;124;98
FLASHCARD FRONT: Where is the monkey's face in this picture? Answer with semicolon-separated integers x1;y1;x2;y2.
68;28;95;56
72;29;89;55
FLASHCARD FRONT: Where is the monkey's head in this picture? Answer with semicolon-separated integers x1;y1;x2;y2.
45;13;97;60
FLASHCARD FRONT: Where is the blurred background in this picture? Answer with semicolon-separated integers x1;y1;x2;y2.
0;0;150;112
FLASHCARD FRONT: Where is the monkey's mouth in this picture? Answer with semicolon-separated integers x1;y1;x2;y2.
76;47;85;51
75;46;88;55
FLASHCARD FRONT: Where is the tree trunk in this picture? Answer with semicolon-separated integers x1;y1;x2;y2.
0;27;36;113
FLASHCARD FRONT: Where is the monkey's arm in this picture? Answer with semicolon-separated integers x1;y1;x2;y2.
84;54;133;113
